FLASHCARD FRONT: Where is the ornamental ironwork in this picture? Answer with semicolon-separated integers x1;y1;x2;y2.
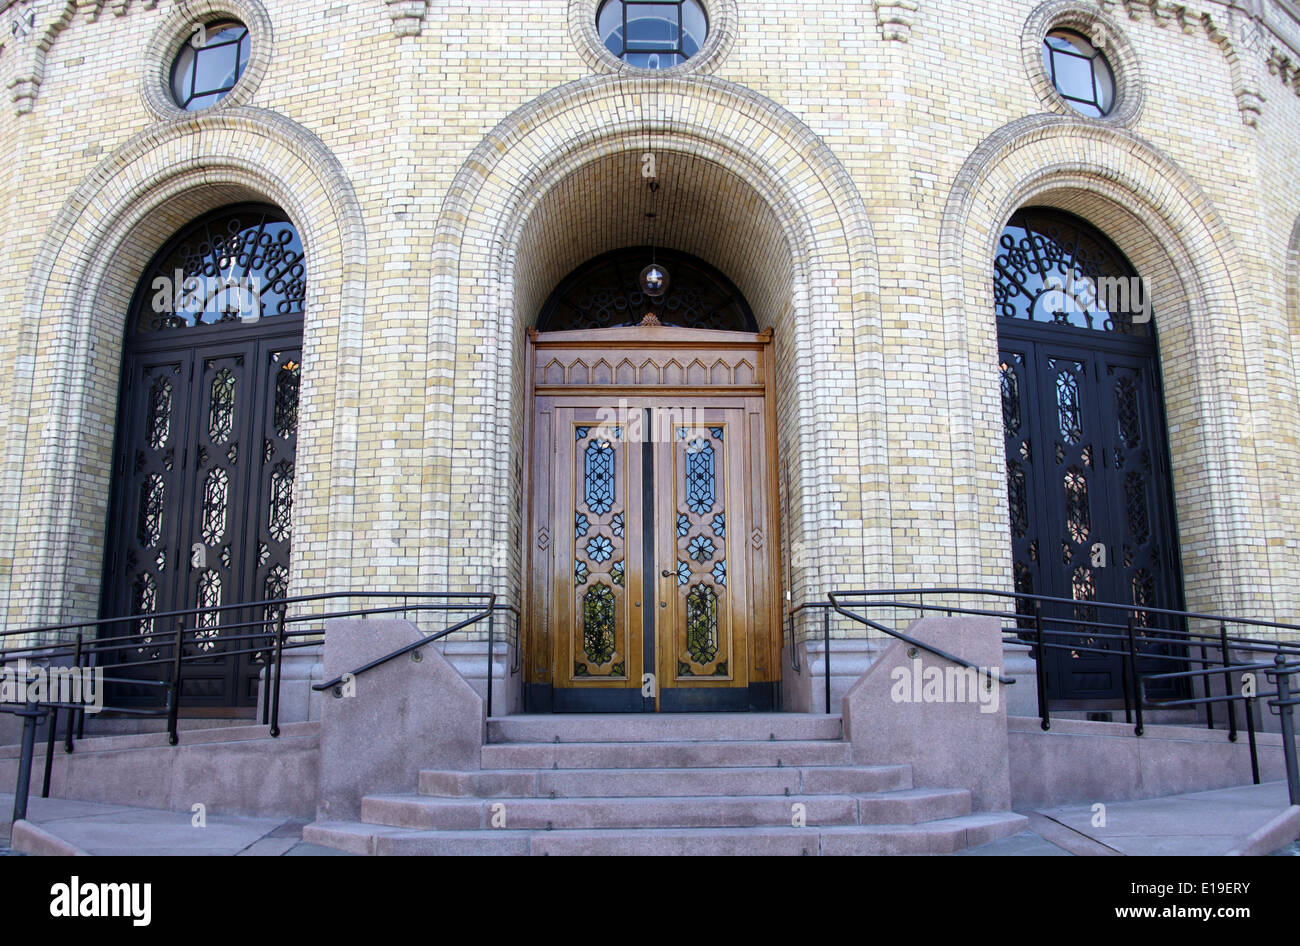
134;206;305;333
994;209;1148;335
536;247;755;332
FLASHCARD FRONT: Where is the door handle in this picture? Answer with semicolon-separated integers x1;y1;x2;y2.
661;570;674;578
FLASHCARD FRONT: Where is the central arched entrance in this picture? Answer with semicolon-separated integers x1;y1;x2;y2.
524;248;780;712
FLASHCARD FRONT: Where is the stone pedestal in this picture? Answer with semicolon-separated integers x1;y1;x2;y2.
317;619;484;821
842;617;1013;811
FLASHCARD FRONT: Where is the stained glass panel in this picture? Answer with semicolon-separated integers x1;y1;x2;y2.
268;460;294;542
274;359;300;440
209;368;236;443
582;584;616;665
1064;467;1091;544
584;439;615;515
1055;365;1083;446
685;439;716;515
147;376;173;450
686;584;719;664
137;474;165;548
201;467;229;546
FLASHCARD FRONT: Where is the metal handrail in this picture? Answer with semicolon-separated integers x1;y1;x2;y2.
828;591;1016;687
312;595;494;693
836;586;1300;787
1;589;517;824
1142;655;1300;804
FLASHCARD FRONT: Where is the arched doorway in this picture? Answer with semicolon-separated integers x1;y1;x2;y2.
100;203;306;708
525;248;780;712
995;208;1183;703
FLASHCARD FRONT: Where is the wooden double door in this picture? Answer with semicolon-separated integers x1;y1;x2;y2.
525;327;780;712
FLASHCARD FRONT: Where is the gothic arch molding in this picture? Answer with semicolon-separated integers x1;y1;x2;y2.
1;107;366;627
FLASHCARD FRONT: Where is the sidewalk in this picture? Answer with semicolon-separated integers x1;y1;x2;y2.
2;782;1297;856
0;795;351;856
964;781;1300;856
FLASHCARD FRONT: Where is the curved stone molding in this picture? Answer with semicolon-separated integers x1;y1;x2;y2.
1;108;366;625
140;0;273;121
938;114;1262;613
1023;1;1145;126
425;72;885;613
567;0;738;76
385;0;428;37
873;0;919;42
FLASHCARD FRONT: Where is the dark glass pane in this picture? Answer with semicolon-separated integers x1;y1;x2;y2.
135;207;306;333
171;22;250;110
994;208;1148;335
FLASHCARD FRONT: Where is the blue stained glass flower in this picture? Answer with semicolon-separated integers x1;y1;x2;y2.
685;440;715;515
712;560;727;586
574;561;589;585
586;535;614;563
612;513;625;538
612;561;625;586
677;514;691;538
584;440;616;515
576;427;590;441
711;513;726;537
688;535;716;563
575;513;590;538
677;561;691;586
710;427;725;440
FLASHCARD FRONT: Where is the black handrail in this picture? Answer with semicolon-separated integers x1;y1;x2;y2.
837;586;1300;787
1;589;517;825
828;591;1017;687
312;595;494;693
1142;655;1300;804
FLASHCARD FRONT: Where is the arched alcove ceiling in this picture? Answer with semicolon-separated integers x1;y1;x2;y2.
515;150;792;329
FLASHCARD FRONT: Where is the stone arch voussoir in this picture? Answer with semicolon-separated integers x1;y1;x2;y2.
425;74;884;625
2;108;365;628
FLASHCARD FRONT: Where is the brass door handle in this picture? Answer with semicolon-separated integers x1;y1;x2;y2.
661;570;675;578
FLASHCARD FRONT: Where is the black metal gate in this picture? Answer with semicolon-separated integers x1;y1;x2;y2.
995;209;1183;702
100;204;304;708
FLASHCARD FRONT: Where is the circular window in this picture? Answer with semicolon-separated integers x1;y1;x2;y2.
170;21;251;111
1042;29;1115;117
596;0;708;70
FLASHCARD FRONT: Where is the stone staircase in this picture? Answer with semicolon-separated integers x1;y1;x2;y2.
304;714;1027;855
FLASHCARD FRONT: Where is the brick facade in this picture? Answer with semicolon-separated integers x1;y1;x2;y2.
0;0;1298;651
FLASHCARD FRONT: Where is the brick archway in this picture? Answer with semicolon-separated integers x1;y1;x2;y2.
1;108;366;630
939;114;1269;618
424;75;884;633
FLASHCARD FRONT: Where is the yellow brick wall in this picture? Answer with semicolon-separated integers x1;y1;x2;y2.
0;0;1296;645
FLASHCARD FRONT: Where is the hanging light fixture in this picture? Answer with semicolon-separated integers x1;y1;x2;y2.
639;179;670;301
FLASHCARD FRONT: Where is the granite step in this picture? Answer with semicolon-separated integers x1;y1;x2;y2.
418;764;912;798
359;788;970;831
486;714;842;744
480;739;854;770
303;811;1029;856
